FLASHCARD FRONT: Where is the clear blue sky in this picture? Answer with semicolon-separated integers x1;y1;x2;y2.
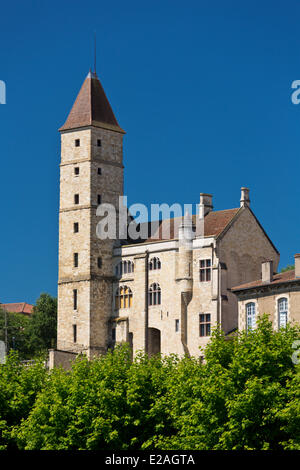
0;0;299;304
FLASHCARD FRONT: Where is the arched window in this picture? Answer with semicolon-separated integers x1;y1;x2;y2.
278;298;288;329
246;302;256;331
115;286;133;309
149;257;161;270
149;283;161;306
115;261;134;277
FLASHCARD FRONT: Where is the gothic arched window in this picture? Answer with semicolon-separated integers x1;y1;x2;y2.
149;257;161;270
149;283;161;306
115;286;133;309
115;261;134;277
246;302;256;331
278;298;288;329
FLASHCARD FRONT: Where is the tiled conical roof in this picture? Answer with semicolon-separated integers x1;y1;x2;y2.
59;71;125;133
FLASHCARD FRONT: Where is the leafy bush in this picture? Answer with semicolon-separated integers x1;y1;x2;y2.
0;315;299;450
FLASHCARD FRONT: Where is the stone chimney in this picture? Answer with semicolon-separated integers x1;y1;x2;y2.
295;254;300;278
199;193;213;219
262;260;273;283
240;187;250;208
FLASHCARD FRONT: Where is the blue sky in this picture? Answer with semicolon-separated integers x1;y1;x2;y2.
0;0;299;304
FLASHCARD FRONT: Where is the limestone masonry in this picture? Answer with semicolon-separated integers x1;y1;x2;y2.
50;68;298;367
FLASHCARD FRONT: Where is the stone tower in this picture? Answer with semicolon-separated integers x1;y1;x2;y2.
57;70;125;358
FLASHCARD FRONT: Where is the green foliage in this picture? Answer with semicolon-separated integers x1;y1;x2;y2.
0;315;300;450
0;309;32;359
27;293;57;353
0;352;47;449
280;264;295;273
0;293;57;359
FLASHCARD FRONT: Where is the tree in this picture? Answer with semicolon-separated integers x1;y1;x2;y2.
280;264;295;273
1;315;300;450
0;308;32;359
27;293;57;354
0;352;46;449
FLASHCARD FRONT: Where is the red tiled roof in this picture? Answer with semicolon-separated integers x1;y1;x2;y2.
203;208;240;237
232;269;299;292
143;209;240;243
0;303;34;315
59;71;125;133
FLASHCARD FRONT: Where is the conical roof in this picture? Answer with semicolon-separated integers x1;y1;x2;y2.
59;71;125;133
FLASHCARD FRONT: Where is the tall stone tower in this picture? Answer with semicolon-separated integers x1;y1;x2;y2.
57;70;125;358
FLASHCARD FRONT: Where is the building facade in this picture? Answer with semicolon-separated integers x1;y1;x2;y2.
51;70;280;365
232;255;300;331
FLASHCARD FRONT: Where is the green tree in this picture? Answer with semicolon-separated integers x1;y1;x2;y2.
1;315;300;450
0;308;32;359
27;293;57;354
153;315;300;450
0;352;46;449
280;264;295;273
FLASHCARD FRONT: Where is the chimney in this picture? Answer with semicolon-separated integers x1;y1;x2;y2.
199;193;213;219
262;260;273;283
240;187;250;208
295;254;300;278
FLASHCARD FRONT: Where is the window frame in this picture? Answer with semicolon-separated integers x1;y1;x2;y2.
149;257;161;271
199;259;211;282
278;297;288;329
115;286;133;309
73;324;77;343
199;313;211;337
149;283;161;306
246;302;256;331
73;289;77;310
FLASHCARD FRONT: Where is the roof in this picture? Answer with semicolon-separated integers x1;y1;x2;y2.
232;269;300;292
203;208;240;237
146;209;240;242
0;303;34;315
123;208;240;245
59;71;125;133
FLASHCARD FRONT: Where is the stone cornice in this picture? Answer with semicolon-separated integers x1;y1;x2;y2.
60;157;124;169
58;274;116;285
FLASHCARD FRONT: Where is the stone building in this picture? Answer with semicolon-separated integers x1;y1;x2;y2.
232;255;300;331
50;70;280;366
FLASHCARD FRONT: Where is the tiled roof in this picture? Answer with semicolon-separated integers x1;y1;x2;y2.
0;302;34;315
203;208;240;237
232;269;299;292
59;71;124;133
141;208;240;243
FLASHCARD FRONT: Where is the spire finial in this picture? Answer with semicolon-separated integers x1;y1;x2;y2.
94;31;97;75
